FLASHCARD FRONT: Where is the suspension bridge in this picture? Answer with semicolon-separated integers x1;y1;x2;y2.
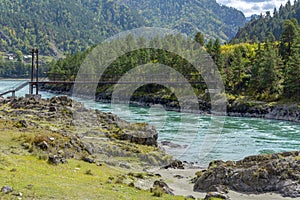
0;49;218;97
0;72;217;97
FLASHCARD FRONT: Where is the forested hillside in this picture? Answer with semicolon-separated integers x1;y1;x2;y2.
117;0;245;41
47;21;300;102
232;0;300;43
0;0;245;56
0;0;144;55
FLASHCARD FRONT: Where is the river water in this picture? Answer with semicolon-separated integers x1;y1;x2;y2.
1;80;299;166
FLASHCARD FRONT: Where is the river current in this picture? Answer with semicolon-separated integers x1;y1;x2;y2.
1;80;299;166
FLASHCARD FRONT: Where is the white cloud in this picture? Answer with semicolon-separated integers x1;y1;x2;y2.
216;0;289;17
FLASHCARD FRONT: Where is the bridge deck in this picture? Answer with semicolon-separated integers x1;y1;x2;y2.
0;73;218;97
37;81;209;85
0;81;29;97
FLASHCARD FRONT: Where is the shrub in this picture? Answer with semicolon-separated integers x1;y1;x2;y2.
152;187;163;197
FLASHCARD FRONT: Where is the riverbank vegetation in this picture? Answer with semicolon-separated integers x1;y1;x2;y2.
0;52;52;78
47;18;300;104
0;60;49;78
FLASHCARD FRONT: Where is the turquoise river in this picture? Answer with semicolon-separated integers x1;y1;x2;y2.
0;80;299;166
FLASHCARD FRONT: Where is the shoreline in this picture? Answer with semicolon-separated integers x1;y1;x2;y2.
39;87;300;124
0;78;30;81
0;77;294;124
0;95;299;199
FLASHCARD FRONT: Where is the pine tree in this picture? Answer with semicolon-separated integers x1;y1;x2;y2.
260;38;283;98
194;32;205;46
279;19;299;63
230;46;244;93
250;43;264;94
212;38;222;68
250;37;283;99
205;39;213;54
284;35;300;100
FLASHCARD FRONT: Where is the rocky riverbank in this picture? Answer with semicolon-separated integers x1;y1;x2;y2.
40;84;300;123
0;96;300;199
227;100;300;123
0;95;169;164
0;95;180;199
0;95;299;199
194;151;300;198
123;96;300;123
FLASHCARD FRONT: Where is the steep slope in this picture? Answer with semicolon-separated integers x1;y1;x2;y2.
0;0;144;55
232;0;300;43
0;0;245;56
118;0;245;41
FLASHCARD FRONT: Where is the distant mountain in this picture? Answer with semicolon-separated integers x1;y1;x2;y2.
0;0;245;56
0;0;144;55
246;14;259;22
232;0;300;43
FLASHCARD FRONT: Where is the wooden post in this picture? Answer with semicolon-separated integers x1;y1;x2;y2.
35;49;39;95
30;49;35;94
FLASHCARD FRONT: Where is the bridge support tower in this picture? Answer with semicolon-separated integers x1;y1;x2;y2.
29;48;39;95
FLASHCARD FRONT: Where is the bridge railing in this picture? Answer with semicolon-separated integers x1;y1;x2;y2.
0;80;29;97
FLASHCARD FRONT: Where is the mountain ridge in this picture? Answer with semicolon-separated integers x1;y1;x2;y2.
0;0;245;56
117;0;245;41
232;0;300;43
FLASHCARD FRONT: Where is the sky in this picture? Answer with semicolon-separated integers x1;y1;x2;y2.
216;0;290;17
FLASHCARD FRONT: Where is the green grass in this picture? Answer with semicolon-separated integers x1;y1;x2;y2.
0;111;184;199
0;155;186;199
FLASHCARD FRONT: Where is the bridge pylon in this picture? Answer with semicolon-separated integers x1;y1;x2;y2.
29;48;39;95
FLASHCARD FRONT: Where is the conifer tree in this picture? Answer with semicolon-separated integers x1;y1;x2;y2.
212;38;222;68
205;39;213;54
279;19;299;63
250;43;264;94
194;32;205;46
260;37;283;98
284;35;300;100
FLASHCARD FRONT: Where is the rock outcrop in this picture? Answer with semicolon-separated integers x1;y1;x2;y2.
162;160;185;169
1;96;158;147
0;95;169;171
1;186;13;194
228;101;300;123
204;192;231;200
194;151;300;198
152;180;174;195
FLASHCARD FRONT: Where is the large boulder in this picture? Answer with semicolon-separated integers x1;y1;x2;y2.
162;160;185;169
194;151;300;198
204;192;231;200
152;180;174;195
1;186;13;194
119;129;158;147
117;122;158;146
48;155;67;165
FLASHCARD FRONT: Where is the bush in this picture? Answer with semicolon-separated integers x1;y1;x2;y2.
152;187;164;197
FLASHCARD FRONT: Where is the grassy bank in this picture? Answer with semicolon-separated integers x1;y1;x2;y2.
0;96;199;199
